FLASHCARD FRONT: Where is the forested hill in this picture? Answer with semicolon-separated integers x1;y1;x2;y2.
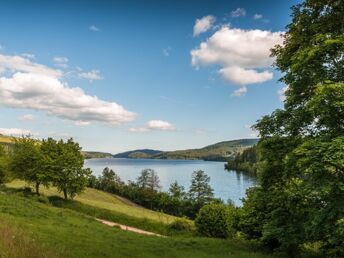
113;138;259;161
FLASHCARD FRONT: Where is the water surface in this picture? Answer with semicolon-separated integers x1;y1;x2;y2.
85;158;256;206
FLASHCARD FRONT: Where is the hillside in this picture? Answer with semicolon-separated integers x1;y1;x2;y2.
82;151;113;159
114;138;259;161
0;182;272;258
113;149;163;158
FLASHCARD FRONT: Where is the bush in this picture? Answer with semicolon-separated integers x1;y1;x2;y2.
195;203;234;238
169;217;194;232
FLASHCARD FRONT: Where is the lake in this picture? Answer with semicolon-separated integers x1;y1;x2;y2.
84;158;256;206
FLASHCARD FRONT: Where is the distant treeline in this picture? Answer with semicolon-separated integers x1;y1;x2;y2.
225;146;257;175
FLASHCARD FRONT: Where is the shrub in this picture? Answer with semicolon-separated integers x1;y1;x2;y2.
195;203;234;238
169;217;194;232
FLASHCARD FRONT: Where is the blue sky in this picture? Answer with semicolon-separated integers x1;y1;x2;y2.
0;0;299;153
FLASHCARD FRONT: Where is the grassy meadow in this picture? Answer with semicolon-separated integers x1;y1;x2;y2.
0;183;274;258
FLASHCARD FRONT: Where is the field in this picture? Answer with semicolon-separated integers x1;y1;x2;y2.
0;183;273;258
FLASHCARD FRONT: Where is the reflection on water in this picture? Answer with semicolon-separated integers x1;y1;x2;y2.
84;158;256;206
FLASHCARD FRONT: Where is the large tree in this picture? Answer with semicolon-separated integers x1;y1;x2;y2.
11;136;49;195
42;138;91;200
241;0;344;256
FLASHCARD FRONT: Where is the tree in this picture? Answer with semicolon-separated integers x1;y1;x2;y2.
136;169;151;188
136;169;160;191
98;167;123;193
241;0;344;256
195;203;233;238
169;181;185;199
188;170;214;206
44;138;90;200
147;169;161;191
11;136;48;195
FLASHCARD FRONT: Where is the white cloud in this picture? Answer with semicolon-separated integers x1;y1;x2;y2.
89;25;100;32
148;120;175;131
254;14;263;20
191;26;283;94
78;69;103;81
0;55;136;126
21;53;35;59
232;86;247;96
231;8;246;18
0;128;33;136
163;47;171;57
53;56;69;69
18;114;35;121
193;15;216;37
130;120;175;133
0;44;4;50
220;66;273;85
278;86;288;101
0;54;62;78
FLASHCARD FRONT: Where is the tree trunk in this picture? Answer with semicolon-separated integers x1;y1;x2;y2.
63;189;68;200
35;182;40;195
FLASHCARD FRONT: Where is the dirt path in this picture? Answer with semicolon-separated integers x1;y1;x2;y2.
95;218;165;237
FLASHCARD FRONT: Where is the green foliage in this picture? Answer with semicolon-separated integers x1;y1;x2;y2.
241;1;344;256
225;145;257;175
11;136;49;194
41;138;91;200
136;168;161;191
188;170;214;206
195;203;236;238
0;145;9;184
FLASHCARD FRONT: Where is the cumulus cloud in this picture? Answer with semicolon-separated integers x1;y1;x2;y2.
0;128;33;136
232;86;247;97
18;114;35;121
0;54;136;126
253;14;263;20
0;54;62;78
231;8;246;18
78;69;103;81
191;26;283;95
0;73;135;126
130;120;175;133
89;25;100;32
193;15;216;37
220;66;273;85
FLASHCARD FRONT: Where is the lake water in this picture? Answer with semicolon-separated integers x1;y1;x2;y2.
84;158;256;206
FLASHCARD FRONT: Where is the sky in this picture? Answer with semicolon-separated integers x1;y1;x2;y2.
0;0;300;153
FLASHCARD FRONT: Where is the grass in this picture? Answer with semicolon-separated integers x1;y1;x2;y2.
7;180;176;224
0;135;13;144
0;188;274;258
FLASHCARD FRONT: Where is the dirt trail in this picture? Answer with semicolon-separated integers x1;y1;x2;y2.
95;218;165;237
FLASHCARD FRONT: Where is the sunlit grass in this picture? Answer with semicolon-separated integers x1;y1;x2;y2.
6;180;176;224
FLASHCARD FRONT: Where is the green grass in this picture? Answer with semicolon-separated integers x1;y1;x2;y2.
0;188;273;258
7;180;176;224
